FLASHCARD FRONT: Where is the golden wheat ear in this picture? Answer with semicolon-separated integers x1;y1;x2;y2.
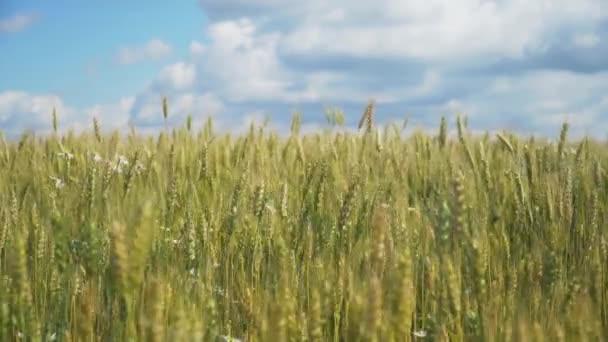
357;112;366;130
358;98;375;130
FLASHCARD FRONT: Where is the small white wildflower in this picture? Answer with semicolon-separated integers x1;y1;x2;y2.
93;153;103;163
109;161;123;174
57;152;74;160
16;332;23;339
117;155;129;167
48;333;57;341
108;155;130;174
49;176;65;189
408;207;421;219
413;329;427;338
219;335;242;342
265;203;276;215
134;161;146;175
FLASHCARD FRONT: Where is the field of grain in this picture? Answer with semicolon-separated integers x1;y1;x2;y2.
0;101;607;341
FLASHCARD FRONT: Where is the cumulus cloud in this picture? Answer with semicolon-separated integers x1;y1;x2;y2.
3;1;608;139
193;19;292;101
189;18;444;105
116;39;172;65
195;1;608;74
281;1;606;61
199;0;606;61
191;0;608;138
0;91;140;138
84;97;135;131
434;70;608;138
158;62;197;90
126;61;224;128
0;89;223;139
129;92;223;128
0;91;79;137
0;58;222;139
573;33;601;48
190;40;206;57
0;13;38;33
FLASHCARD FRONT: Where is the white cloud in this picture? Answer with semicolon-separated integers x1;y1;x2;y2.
489;78;513;94
282;0;606;60
84;97;135;130
0;13;37;33
0;91;80;137
190;40;206;56
0;91;64;123
127;59;224;127
190;0;608;113
195;19;291;101
443;70;608;137
0;92;139;137
158;62;197;90
2;1;607;139
201;0;606;61
190;18;446;104
0;89;223;139
573;33;600;48
116;39;172;65
441;99;475;116
2;68;607;139
130;92;223;127
411;70;441;97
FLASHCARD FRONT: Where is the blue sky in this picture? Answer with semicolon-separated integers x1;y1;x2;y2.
1;0;607;139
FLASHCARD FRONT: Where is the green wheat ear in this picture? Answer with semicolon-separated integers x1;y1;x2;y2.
497;132;515;155
93;117;102;143
439;115;448;149
52;107;58;133
162;96;169;123
558;121;569;163
358;98;375;134
290;112;302;136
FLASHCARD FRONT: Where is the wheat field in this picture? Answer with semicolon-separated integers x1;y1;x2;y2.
0;101;606;341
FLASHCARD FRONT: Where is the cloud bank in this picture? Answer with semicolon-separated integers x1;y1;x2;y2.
115;39;173;65
2;1;607;139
